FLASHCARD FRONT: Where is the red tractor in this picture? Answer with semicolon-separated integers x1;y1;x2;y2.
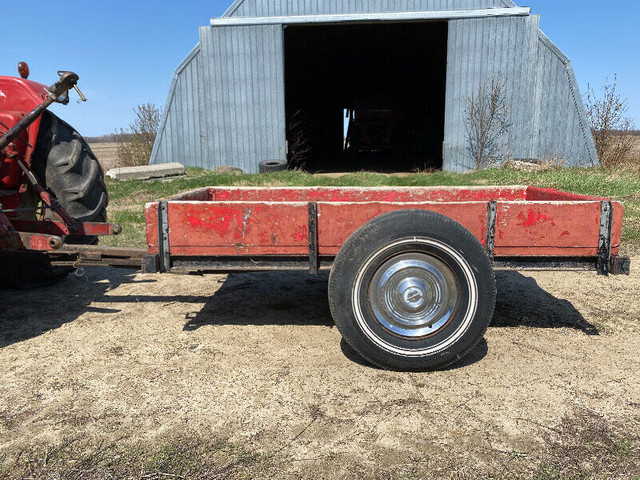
0;64;112;287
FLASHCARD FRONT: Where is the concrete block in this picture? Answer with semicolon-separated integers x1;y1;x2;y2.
106;163;186;181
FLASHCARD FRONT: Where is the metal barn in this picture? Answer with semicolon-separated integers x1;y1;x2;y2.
151;0;598;173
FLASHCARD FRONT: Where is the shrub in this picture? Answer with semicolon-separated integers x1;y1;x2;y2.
585;75;636;169
116;103;162;167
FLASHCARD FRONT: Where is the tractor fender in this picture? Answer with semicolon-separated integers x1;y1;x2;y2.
0;77;50;169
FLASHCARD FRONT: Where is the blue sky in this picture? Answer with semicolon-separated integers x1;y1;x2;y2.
2;0;638;136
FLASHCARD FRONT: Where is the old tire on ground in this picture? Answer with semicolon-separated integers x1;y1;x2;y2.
0;112;108;289
328;210;496;371
31;110;108;244
259;160;288;173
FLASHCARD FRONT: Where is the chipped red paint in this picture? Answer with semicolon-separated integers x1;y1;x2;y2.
185;206;238;237
208;186;528;203
293;225;308;242
317;202;487;255
521;209;549;227
145;186;625;259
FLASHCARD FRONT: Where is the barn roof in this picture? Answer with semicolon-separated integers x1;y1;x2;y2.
211;7;531;26
221;0;520;19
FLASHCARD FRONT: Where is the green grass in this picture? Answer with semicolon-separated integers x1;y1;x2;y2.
102;167;640;252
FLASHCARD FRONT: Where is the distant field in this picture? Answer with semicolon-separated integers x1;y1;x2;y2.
631;135;640;163
89;142;119;171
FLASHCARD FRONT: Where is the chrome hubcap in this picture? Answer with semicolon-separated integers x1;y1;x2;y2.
368;252;460;338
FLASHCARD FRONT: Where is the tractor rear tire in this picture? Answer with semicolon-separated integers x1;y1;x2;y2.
31;111;108;244
0;251;71;290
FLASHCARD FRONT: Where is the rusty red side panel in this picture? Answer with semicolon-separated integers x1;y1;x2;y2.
166;202;310;256
145;186;625;259
317;202;489;256
494;202;602;257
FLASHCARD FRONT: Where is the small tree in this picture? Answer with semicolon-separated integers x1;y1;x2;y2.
465;76;512;169
116;103;162;167
585;75;635;168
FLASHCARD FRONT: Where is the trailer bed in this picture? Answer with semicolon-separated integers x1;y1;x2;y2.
143;185;627;275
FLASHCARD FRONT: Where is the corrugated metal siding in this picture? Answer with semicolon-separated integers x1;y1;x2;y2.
151;44;203;167
152;25;286;172
443;15;540;171
224;0;517;17
155;0;597;172
534;33;598;166
443;15;597;171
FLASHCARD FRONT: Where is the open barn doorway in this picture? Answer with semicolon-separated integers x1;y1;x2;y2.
284;21;448;173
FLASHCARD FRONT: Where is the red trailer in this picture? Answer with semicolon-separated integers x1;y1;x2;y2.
8;183;632;370
66;184;622;371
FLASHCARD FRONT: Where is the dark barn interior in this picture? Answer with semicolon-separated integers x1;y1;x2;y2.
284;21;448;172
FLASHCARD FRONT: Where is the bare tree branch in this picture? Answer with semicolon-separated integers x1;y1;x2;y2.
465;75;512;169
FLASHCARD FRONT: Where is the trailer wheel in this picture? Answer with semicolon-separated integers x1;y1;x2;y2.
328;210;496;371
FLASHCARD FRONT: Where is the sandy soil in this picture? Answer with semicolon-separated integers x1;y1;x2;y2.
0;261;639;477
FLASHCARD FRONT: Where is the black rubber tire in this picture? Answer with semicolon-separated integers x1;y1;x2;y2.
0;251;71;290
31;110;108;244
259;159;288;173
286;108;314;170
328;210;496;371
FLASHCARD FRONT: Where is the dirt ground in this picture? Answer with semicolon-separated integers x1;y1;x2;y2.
89;142;119;171
1;261;639;478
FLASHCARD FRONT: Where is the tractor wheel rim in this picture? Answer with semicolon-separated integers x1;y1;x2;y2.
367;252;460;338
